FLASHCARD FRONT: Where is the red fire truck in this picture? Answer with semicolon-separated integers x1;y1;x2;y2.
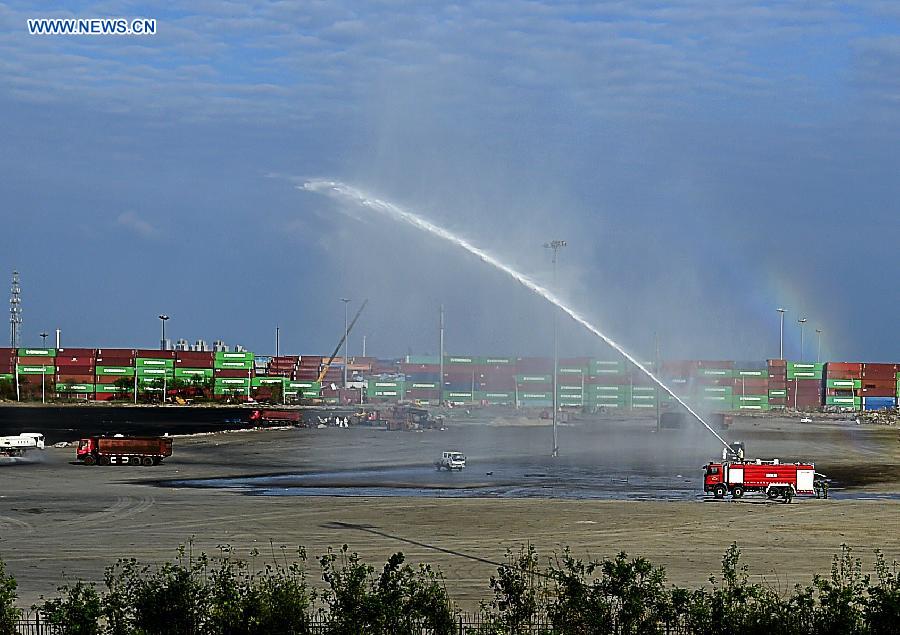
703;458;817;503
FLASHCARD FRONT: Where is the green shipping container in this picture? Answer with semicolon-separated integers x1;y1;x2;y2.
826;396;860;407
96;366;135;376
95;384;129;392
558;367;584;375
445;356;475;365
16;365;54;375
409;382;438;389
174;368;213;379
215;378;250;387
18;348;56;357
787;371;823;380
735;369;768;378
137;367;174;377
252;377;287;387
698;368;733;377
215;351;255;362
0;374;13;381
826;378;861;389
588;360;625;374
516;374;552;383
136;357;175;368
57;383;94;393
214;360;254;370
406;355;440;365
483;357;514;365
289;381;321;390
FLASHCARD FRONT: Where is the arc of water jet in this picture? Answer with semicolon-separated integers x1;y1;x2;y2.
301;179;732;452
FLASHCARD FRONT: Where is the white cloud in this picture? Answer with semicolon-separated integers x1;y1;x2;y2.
116;211;159;238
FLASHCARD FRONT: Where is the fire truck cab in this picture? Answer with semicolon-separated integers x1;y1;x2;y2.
704;458;816;503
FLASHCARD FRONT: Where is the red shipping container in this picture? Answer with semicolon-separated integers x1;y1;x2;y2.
515;357;554;373
96;348;136;357
399;363;441;374
696;360;735;369
56;357;95;366
56;373;95;382
96;374;136;384
135;350;177;359
56;348;96;357
214;369;250;378
94;392;121;401
584;374;630;386
826;362;863;373
16;356;57;365
559;357;591;367
558;374;584;387
95;357;135;366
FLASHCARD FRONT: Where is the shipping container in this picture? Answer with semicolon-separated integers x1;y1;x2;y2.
862;397;896;411
16;364;55;375
135;350;177;360
96;365;135;376
18;348;56;357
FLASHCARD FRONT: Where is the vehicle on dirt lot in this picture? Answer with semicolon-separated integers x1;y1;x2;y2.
0;433;45;456
435;451;466;471
703;458;817;503
76;436;173;466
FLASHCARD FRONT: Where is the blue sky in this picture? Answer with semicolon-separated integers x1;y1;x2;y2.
1;1;898;362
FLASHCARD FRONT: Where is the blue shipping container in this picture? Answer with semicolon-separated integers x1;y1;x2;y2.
863;397;896;411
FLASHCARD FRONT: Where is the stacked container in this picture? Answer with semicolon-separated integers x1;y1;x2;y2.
584;360;628;410
824;362;862;409
135;350;175;396
860;363;898;410
54;348;96;398
0;348;15;386
767;359;788;409
786;362;824;409
15;347;56;398
94;349;137;400
214;351;252;397
692;361;734;410
732;362;770;411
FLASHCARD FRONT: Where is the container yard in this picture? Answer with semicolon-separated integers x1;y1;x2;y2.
2;346;897;412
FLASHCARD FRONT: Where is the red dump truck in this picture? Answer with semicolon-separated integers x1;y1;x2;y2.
249;409;301;424
703;458;818;502
76;436;173;466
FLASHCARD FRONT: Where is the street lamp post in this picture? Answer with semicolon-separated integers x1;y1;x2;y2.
158;315;169;351
798;317;808;360
776;308;786;360
39;332;48;403
815;328;822;364
544;239;566;458
340;298;350;387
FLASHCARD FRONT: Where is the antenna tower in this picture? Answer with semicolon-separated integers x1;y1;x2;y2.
10;270;22;348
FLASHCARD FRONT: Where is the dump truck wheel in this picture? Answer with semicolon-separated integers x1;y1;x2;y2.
99;456;110;466
141;457;154;467
83;455;96;466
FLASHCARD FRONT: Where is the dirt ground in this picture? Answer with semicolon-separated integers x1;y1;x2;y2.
1;414;898;610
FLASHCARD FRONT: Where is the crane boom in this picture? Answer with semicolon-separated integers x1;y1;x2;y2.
317;299;368;384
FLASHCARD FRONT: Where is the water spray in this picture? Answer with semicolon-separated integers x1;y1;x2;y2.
302;179;733;452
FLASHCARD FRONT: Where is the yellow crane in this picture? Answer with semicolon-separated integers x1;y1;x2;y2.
317;299;368;384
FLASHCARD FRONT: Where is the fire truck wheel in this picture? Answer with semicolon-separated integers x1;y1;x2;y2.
714;484;727;499
98;456;110;466
766;489;780;500
731;486;744;499
83;455;96;466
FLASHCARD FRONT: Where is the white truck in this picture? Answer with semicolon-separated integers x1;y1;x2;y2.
0;433;46;457
435;451;466;471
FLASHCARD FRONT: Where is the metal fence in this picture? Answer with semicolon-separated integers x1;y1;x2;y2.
14;615;60;635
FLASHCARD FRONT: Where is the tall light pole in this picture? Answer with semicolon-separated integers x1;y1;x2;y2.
340;298;350;387
439;305;445;406
158;314;169;350
815;328;822;364
544;239;566;458
797;317;807;360
275;326;280;358
40;331;48;346
777;308;786;360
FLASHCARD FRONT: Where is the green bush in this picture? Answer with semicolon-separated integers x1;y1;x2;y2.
0;557;21;635
36;581;102;635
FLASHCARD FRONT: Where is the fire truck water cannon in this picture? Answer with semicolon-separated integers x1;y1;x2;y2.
703;457;826;503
